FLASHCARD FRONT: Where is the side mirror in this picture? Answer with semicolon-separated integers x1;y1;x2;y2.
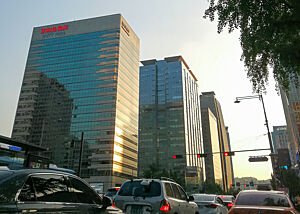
188;195;194;201
102;196;112;208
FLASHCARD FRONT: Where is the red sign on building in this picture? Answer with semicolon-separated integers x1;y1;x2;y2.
41;25;68;34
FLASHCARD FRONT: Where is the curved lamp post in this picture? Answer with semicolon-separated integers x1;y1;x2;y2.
234;94;275;172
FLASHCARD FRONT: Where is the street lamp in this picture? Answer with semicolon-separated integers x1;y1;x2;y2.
234;94;275;171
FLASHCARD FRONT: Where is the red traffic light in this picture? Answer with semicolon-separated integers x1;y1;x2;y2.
244;184;247;187
224;152;229;157
173;155;183;159
224;152;235;156
173;155;177;159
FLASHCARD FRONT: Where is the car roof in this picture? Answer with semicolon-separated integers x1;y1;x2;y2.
3;168;74;177
239;190;285;195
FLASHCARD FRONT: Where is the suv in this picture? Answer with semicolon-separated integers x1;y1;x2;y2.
113;178;199;214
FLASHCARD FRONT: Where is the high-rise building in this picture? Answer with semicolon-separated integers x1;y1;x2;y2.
12;14;140;191
200;91;234;191
201;108;223;186
138;56;204;186
280;82;300;166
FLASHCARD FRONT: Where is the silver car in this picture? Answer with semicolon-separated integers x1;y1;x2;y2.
114;178;199;214
192;194;228;214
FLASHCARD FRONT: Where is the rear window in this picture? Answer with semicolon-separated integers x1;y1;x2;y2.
235;192;290;207
105;189;117;197
118;180;161;197
193;194;215;202
219;195;234;202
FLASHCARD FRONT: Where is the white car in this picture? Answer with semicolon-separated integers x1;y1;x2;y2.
114;178;199;214
192;194;228;214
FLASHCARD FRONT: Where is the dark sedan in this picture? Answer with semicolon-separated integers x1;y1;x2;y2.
0;168;124;213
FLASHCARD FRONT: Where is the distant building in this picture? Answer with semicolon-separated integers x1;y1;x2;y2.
12;14;140;191
201;108;223;186
234;177;271;190
271;126;289;153
138;56;204;187
200;92;234;191
280;82;300;166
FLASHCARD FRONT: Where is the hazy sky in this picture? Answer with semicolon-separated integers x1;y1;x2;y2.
0;0;285;180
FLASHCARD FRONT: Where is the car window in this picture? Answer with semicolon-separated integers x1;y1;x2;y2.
170;183;181;200
164;183;174;198
235;193;290;207
216;197;223;204
193;194;216;202
118;180;161;197
105;190;117;197
176;185;188;201
18;177;36;201
0;171;14;183
31;174;75;203
0;173;26;203
68;176;102;204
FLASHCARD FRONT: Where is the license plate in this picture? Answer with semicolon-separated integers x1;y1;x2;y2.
131;205;143;214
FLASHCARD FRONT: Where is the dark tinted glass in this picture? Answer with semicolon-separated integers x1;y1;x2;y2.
31;174;75;203
105;189;117;197
18;177;36;201
171;183;181;199
118;180;161;197
220;196;234;202
235;193;290;207
69;177;102;204
164;183;174;197
0;173;26;203
0;171;14;182
176;185;188;201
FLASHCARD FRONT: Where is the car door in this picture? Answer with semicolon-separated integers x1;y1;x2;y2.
16;173;81;213
176;184;195;214
68;176;104;214
216;197;228;214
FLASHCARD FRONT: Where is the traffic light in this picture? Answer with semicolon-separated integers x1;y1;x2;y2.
197;154;207;158
236;182;240;187
250;181;254;186
244;184;247;187
173;155;183;159
224;152;235;156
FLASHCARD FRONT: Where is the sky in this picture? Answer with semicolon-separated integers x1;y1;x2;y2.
0;0;286;180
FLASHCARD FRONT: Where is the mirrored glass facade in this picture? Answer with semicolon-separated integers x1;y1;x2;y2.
12;14;140;191
139;56;204;186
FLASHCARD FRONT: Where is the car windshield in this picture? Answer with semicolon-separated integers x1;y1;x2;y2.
219;195;234;202
118;180;161;197
105;190;117;197
235;192;290;207
193;194;215;202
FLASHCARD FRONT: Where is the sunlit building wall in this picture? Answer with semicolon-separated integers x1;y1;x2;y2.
12;14;140;191
280;83;300;166
200;92;233;191
201;108;223;186
138;56;204;186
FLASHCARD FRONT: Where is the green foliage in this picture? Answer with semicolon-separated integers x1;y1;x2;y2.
142;163;185;187
204;0;300;93
277;168;300;197
200;181;225;195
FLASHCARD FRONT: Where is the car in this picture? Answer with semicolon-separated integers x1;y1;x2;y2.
105;187;120;200
218;195;235;209
192;194;228;214
228;190;300;214
113;178;199;214
0;168;124;213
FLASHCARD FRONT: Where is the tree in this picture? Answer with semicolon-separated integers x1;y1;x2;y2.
200;181;225;195
142;163;185;187
204;0;300;93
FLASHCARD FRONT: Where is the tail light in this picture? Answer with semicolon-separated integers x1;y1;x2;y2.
160;200;170;212
112;204;116;208
228;203;234;208
205;204;218;208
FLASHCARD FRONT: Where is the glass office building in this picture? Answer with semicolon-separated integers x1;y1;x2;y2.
12;14;140;190
139;56;204;186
